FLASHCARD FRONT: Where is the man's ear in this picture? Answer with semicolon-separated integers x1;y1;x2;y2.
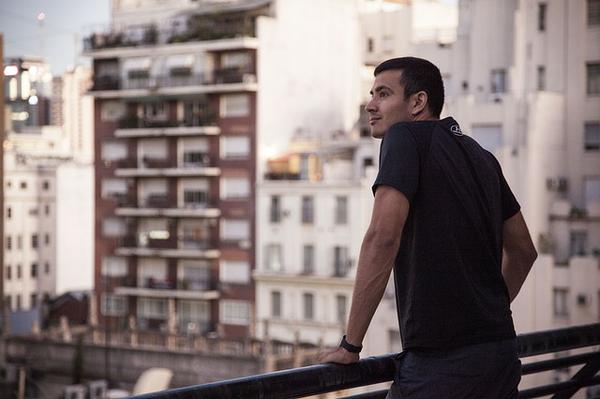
411;91;428;116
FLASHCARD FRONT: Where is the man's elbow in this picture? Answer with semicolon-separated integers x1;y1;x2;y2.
364;228;401;250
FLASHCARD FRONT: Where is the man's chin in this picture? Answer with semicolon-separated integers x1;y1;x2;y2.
371;128;385;139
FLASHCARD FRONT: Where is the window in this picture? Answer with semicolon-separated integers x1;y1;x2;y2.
102;218;126;237
44;204;50;215
102;294;128;316
184;190;208;207
182;151;209;167
537;65;546;90
30;294;38;308
303;245;315;274
553;288;569;317
264;243;283;272
16;295;21;311
271;291;282;318
137;297;168;319
336;295;347;324
101;179;128;199
221;177;250;199
334;246;351;277
6;236;11;251
17;265;22;279
538;3;547;32
221;219;250;240
220;300;250;325
569;231;587;256
584;177;600;207
44;234;50;246
31;263;38;278
221;136;250;159
367;37;374;53
220;260;250;284
589;0;600;25
220;94;250;118
270;195;281;223
301;196;314;224
102;256;128;277
6;207;11;219
5;296;10;310
178;300;210;333
6;265;11;280
17;236;22;250
303;293;314;320
584;122;600;150
490;69;507;93
42;180;50;190
335;196;348;225
101;141;128;162
44;263;50;274
100;101;126;122
587;62;600;95
471;124;503;153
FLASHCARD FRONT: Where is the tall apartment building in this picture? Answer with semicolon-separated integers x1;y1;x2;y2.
84;0;362;339
446;0;600;390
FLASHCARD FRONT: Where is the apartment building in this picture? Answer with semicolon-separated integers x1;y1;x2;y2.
84;0;362;339
445;0;600;391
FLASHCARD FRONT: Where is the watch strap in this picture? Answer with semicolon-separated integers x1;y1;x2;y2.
339;335;362;353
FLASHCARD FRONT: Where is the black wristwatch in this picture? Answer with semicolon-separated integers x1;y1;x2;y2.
339;335;362;353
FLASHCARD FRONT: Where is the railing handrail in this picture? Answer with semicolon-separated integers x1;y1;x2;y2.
131;323;600;399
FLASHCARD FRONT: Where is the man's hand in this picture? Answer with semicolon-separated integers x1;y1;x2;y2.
318;347;359;365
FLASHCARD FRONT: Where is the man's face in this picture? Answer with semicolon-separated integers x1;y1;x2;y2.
365;69;412;139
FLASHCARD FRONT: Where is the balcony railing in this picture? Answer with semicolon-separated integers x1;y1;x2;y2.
119;113;217;129
142;156;173;169
84;18;257;52
91;68;255;92
177;278;217;291
131;323;600;399
143;194;171;209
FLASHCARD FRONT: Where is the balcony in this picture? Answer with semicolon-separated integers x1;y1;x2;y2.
116;202;221;219
115;114;220;138
83;14;260;53
114;275;219;301
115;156;220;178
116;235;220;259
90;69;257;97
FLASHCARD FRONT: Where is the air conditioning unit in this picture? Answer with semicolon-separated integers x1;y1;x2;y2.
88;380;108;399
64;385;86;399
576;294;589;306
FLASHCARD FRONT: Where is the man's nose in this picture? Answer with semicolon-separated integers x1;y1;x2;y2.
365;100;376;113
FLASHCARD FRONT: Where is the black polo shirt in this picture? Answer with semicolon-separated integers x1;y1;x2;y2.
372;117;519;350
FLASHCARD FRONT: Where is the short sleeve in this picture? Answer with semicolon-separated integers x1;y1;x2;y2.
499;170;520;220
488;153;520;220
372;125;419;202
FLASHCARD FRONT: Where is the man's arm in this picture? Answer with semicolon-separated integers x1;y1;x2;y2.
502;211;538;302
319;186;409;364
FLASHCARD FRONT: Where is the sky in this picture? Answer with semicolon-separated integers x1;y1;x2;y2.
0;0;110;75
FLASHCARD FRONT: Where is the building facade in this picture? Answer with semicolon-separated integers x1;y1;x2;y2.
84;0;363;339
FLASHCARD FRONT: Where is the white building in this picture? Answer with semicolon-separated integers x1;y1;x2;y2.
254;131;401;357
3;128;94;314
446;0;600;392
61;65;94;164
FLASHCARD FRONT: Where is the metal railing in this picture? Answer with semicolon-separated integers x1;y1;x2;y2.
132;323;600;399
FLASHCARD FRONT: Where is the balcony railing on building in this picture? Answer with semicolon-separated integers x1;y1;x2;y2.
118;112;217;129
91;67;255;92
84;15;258;52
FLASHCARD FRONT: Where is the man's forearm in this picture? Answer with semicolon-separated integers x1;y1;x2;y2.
502;251;536;302
345;232;400;346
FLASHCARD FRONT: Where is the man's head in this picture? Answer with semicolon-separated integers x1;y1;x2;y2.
366;57;444;138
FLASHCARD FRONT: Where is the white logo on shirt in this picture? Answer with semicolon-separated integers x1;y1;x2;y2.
451;124;464;136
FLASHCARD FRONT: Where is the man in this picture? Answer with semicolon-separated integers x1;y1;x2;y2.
320;57;538;398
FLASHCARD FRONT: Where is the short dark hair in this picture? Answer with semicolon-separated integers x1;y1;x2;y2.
374;57;445;118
